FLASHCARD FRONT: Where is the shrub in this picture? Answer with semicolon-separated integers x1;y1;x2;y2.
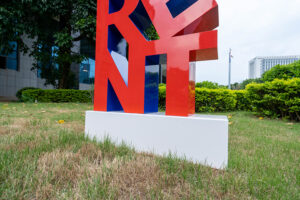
262;61;300;82
158;85;166;110
21;89;92;103
195;81;227;89
240;78;264;89
16;87;37;101
246;78;300;121
159;86;238;112
234;90;250;111
195;88;237;112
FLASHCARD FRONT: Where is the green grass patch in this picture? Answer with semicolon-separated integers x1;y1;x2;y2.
0;103;299;199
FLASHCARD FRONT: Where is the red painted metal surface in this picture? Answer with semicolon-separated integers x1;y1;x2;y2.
94;0;219;116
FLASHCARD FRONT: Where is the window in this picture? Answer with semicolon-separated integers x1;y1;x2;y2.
0;56;6;69
79;58;95;84
0;42;18;71
80;38;95;84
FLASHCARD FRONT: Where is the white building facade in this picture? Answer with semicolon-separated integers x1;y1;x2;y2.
249;55;300;79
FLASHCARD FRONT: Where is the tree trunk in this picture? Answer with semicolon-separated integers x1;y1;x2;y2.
58;59;71;89
57;13;73;89
57;42;72;89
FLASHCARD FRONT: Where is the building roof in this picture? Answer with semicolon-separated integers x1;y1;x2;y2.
249;55;300;63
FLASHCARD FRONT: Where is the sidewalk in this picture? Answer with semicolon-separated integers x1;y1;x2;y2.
0;96;18;102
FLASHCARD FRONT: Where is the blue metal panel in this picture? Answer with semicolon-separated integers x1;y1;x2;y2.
107;80;124;111
166;0;198;18
108;25;128;58
144;55;160;113
129;1;154;40
109;0;124;14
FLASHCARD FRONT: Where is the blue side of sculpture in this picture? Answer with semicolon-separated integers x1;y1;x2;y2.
109;0;124;14
107;24;126;111
107;80;124;111
129;1;154;40
166;0;198;17
144;55;160;113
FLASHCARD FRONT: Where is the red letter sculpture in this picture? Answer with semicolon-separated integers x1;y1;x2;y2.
94;0;219;116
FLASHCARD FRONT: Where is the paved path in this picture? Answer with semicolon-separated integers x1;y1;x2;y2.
0;96;18;102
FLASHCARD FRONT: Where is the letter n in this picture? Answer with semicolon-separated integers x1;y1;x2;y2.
94;0;147;114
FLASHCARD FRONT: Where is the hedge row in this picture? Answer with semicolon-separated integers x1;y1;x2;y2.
158;85;166;110
158;87;248;112
195;88;237;112
246;78;300;121
16;87;37;100
21;89;92;103
235;90;251;111
159;78;300;120
20;87;248;112
19;78;299;121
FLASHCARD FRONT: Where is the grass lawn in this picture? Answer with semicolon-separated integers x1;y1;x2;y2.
0;103;299;199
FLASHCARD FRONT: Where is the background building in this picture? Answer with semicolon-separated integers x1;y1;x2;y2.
249;55;300;79
1;36;169;99
0;38;54;98
0;37;96;98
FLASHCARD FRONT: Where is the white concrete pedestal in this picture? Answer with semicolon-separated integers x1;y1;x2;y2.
85;111;228;169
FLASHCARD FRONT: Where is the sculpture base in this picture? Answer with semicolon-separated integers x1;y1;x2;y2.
85;111;228;169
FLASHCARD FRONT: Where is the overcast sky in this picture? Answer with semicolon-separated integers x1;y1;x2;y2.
195;0;300;85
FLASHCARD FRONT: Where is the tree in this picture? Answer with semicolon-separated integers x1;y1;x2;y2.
0;0;97;89
144;25;159;40
240;78;263;89
195;81;226;89
231;82;241;90
262;61;300;82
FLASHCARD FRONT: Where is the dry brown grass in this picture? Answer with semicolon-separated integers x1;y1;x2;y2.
34;146;193;200
0;117;29;135
10;118;28;129
64;121;85;133
110;155;192;199
4;140;38;151
0;127;9;135
37;151;84;187
78;143;103;163
36;148;103;200
48;107;79;114
267;133;300;143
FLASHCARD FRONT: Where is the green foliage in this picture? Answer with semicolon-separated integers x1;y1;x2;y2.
246;78;300;121
234;90;250;111
0;0;97;89
1;1;161;89
240;78;264;89
230;82;242;90
0;2;29;54
16;87;37;101
195;81;226;89
21;89;92;103
144;25;159;40
158;86;237;112
195;88;237;112
158;85;166;110
262;61;300;82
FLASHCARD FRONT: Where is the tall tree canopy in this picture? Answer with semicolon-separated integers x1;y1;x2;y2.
262;61;300;82
0;0;96;88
